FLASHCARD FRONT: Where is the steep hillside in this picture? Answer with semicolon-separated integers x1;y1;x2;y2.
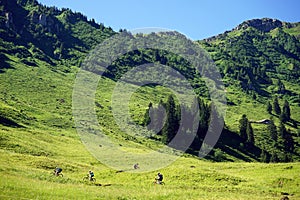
1;0;300;162
199;18;300;161
0;0;115;72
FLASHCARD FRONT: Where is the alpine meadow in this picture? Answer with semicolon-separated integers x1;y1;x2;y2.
0;0;300;199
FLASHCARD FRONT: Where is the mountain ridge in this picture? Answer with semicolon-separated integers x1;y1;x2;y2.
204;18;300;42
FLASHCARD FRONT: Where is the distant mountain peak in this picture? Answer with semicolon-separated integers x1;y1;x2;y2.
235;18;293;32
203;18;298;42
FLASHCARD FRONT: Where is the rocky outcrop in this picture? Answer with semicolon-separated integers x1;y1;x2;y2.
203;18;297;42
236;18;284;32
30;11;61;33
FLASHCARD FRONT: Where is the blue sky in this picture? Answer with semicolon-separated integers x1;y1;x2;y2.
38;0;300;40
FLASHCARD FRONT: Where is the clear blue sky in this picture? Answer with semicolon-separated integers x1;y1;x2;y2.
38;0;300;40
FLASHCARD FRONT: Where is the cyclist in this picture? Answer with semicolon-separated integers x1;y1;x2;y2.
133;163;139;169
155;172;163;184
54;167;62;176
88;170;94;181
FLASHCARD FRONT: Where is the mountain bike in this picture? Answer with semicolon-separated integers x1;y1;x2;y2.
153;179;165;185
83;175;96;182
51;171;63;177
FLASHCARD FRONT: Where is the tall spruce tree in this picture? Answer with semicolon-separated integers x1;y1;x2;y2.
197;98;210;139
239;114;248;142
143;102;152;126
270;151;279;163
279;121;294;153
280;100;291;122
246;122;254;144
268;119;277;142
260;149;269;163
162;95;178;144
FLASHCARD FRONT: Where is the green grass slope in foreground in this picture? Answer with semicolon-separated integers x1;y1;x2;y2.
0;144;300;200
0;55;299;200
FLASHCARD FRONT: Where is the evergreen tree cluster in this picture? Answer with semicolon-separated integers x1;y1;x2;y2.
201;23;300;95
239;113;295;163
263;118;295;163
143;96;211;150
267;98;291;122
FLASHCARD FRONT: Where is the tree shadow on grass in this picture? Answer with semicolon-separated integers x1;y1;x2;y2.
0;116;24;128
0;54;14;73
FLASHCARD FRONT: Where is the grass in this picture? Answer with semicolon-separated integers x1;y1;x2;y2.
1;144;299;199
0;50;300;199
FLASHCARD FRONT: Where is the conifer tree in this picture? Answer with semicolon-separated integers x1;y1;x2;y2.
270;151;279;163
239;114;248;142
197;98;209;139
260;149;268;163
280;100;291;122
246;122;254;144
162;95;178;144
273;97;281;115
143;102;152;126
279;121;294;153
268;119;277;142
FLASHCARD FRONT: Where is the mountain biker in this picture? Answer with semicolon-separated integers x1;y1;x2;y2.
54;167;62;176
155;172;163;184
133;163;139;169
88;170;94;181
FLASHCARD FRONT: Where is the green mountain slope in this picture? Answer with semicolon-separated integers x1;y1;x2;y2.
0;1;300;199
1;0;300;161
198;18;300;161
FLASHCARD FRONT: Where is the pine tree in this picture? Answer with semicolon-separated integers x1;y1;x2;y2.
266;101;272;114
268;119;277;142
270;151;279;163
281;100;291;122
279;121;294;153
278;121;287;139
246;122;254;144
284;129;294;153
239;114;248;142
273;97;281;115
162;95;178;144
197;98;210;139
143;102;152;126
260;149;269;163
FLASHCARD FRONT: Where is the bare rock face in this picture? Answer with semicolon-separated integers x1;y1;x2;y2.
30;11;60;33
236;18;283;32
38;14;47;26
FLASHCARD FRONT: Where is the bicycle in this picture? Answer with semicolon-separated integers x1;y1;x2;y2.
51;171;63;177
83;175;96;182
153;179;165;185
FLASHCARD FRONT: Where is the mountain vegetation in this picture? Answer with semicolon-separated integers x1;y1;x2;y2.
0;0;300;199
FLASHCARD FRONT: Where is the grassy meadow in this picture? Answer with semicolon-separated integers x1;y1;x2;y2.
0;55;299;199
1;141;300;200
